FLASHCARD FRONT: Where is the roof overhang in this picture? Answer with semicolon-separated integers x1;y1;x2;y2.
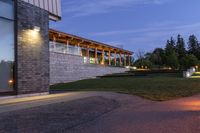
49;29;134;55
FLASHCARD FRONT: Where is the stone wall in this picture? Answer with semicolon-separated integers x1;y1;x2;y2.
50;52;128;85
17;0;49;94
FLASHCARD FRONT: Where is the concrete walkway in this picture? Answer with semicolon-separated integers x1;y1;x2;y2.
0;92;200;133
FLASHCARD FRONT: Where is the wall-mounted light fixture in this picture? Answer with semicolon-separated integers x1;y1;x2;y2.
31;26;40;32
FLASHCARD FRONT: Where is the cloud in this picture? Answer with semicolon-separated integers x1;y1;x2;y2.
91;21;200;52
127;22;200;52
93;21;200;36
62;0;171;17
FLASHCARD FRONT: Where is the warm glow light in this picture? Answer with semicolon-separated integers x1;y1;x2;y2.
184;101;200;111
8;80;13;84
21;29;41;45
32;26;40;32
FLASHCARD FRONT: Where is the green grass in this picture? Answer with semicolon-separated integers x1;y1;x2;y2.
50;73;200;101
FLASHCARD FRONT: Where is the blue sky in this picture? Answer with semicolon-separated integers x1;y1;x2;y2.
50;0;200;55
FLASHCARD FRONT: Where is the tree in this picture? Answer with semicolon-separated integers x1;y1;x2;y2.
176;34;186;60
174;35;187;69
134;58;153;69
149;48;165;67
188;35;200;59
164;37;179;69
165;51;179;69
136;50;145;59
182;54;199;69
165;37;176;56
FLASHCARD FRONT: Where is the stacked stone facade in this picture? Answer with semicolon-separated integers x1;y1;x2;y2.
17;0;49;94
50;52;128;85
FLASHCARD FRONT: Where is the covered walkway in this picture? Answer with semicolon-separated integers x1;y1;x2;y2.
49;29;133;66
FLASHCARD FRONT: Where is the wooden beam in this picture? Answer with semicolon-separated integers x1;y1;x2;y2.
49;29;134;56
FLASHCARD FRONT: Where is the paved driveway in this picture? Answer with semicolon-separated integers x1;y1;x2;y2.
0;92;199;133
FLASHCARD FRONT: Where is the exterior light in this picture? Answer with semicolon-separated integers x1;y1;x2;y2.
133;67;137;70
8;80;13;84
186;72;190;78
32;26;40;32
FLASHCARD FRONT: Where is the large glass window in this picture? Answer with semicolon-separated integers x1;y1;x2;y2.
0;0;14;20
0;0;14;92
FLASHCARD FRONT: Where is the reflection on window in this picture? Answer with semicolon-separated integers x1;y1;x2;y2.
0;0;14;20
0;0;14;92
90;58;96;64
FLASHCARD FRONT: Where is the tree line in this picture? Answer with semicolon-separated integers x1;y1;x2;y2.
134;34;200;70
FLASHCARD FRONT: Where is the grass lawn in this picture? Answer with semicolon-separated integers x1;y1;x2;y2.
50;73;200;101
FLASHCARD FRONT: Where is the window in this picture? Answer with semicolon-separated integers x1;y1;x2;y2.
0;0;14;92
0;0;14;20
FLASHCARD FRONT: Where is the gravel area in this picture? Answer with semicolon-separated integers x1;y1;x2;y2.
0;96;119;133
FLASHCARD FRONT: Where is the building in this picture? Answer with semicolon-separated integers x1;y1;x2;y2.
0;0;133;96
49;29;133;84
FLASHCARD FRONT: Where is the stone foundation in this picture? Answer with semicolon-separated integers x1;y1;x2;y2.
50;52;128;85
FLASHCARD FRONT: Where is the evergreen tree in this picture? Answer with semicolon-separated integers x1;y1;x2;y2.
176;34;186;60
164;37;179;69
165;37;176;56
165;51;179;69
188;35;200;59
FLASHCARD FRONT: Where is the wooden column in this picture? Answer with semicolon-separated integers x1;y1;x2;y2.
53;36;56;41
114;51;117;66
87;46;90;63
119;53;122;66
102;49;105;64
124;54;126;66
66;40;69;53
128;55;131;66
108;50;111;65
95;48;98;64
78;43;81;56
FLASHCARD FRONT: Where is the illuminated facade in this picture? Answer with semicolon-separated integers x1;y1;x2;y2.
0;0;61;95
0;0;133;96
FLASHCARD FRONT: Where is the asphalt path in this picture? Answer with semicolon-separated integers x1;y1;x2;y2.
0;92;199;133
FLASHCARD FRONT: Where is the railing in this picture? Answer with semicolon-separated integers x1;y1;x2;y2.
50;41;81;56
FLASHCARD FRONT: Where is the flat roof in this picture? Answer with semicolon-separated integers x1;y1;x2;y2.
49;29;133;55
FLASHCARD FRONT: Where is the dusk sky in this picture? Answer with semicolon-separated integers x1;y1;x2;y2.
50;0;200;56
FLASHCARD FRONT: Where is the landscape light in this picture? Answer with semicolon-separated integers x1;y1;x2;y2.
186;72;190;78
